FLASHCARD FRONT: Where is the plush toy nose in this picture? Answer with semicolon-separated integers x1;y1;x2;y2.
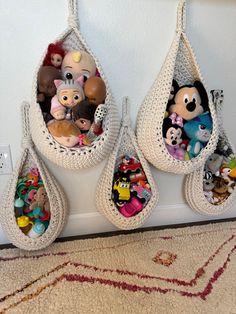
186;102;196;112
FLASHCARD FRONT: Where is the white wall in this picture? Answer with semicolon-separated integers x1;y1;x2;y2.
0;0;235;244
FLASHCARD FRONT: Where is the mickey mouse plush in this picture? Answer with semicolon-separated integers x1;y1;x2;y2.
167;80;209;121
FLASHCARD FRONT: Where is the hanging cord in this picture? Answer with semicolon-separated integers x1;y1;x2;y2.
21;102;33;149
68;0;79;29
122;97;131;128
176;0;186;34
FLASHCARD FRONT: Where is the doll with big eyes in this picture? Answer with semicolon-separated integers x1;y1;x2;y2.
72;100;107;144
43;41;65;69
50;77;85;120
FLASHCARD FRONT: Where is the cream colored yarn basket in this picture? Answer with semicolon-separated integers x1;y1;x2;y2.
184;91;236;215
29;0;120;170
0;103;68;251
136;0;218;174
95;98;159;230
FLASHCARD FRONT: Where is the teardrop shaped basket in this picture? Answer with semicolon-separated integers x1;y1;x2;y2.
29;0;120;169
95;98;159;230
136;0;218;174
0;102;68;250
184;90;236;215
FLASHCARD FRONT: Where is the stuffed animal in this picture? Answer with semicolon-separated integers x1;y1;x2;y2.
183;112;212;159
47;119;90;147
220;158;236;178
50;77;84;120
162;116;185;160
167;80;209;121
43;41;65;69
84;76;106;106
61;50;96;81
212;176;231;204
73;100;107;143
203;171;216;204
37;66;62;115
29;187;50;212
219;158;236;193
205;153;224;176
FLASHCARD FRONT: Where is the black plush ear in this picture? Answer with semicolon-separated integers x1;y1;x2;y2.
172;79;179;93
194;80;209;112
162;117;173;138
166;79;180;109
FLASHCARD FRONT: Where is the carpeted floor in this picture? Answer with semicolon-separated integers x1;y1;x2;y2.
0;221;236;314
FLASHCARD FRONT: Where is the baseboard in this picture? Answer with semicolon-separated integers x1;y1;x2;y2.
60;203;236;238
1;203;236;245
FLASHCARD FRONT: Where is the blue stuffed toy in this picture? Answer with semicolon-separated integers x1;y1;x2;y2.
183;112;212;159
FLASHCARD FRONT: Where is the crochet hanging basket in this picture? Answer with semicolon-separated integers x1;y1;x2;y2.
184;90;236;215
0;103;68;251
29;0;120;170
95;98;159;230
136;0;218;174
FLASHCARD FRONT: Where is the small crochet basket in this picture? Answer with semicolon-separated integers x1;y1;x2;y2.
29;0;120;169
184;90;236;215
136;0;218;174
95;97;159;230
0;102;68;250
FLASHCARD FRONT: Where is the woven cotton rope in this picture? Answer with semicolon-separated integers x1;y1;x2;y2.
184;90;236;215
95;98;159;230
29;0;120;169
136;0;218;174
0;103;68;251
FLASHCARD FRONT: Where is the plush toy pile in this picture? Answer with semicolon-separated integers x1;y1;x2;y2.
203;137;236;205
14;167;50;238
163;79;212;160
37;41;107;148
111;155;152;218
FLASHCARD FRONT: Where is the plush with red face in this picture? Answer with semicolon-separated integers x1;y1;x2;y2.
167;80;209;121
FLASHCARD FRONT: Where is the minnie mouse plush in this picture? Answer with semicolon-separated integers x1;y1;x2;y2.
162;115;186;160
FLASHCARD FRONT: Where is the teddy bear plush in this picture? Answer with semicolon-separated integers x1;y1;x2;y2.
167;80;209;121
29;187;50;212
183;112;212;159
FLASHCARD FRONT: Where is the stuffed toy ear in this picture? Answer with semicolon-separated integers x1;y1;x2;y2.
167;79;180;109
76;75;84;87
54;79;64;88
194;80;209;112
172;79;179;93
162;117;173;138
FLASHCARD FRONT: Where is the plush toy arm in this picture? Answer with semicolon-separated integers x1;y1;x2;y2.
94;104;107;125
187;140;203;159
50;95;65;120
193;141;201;155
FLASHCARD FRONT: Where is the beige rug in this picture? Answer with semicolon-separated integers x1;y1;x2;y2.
1;221;236;314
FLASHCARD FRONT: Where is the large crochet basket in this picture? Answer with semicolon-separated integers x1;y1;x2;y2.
29;0;120;169
136;0;218;174
95;98;159;230
0;103;68;250
184;91;236;215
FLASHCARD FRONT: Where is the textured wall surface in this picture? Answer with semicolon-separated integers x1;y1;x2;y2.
0;0;235;243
